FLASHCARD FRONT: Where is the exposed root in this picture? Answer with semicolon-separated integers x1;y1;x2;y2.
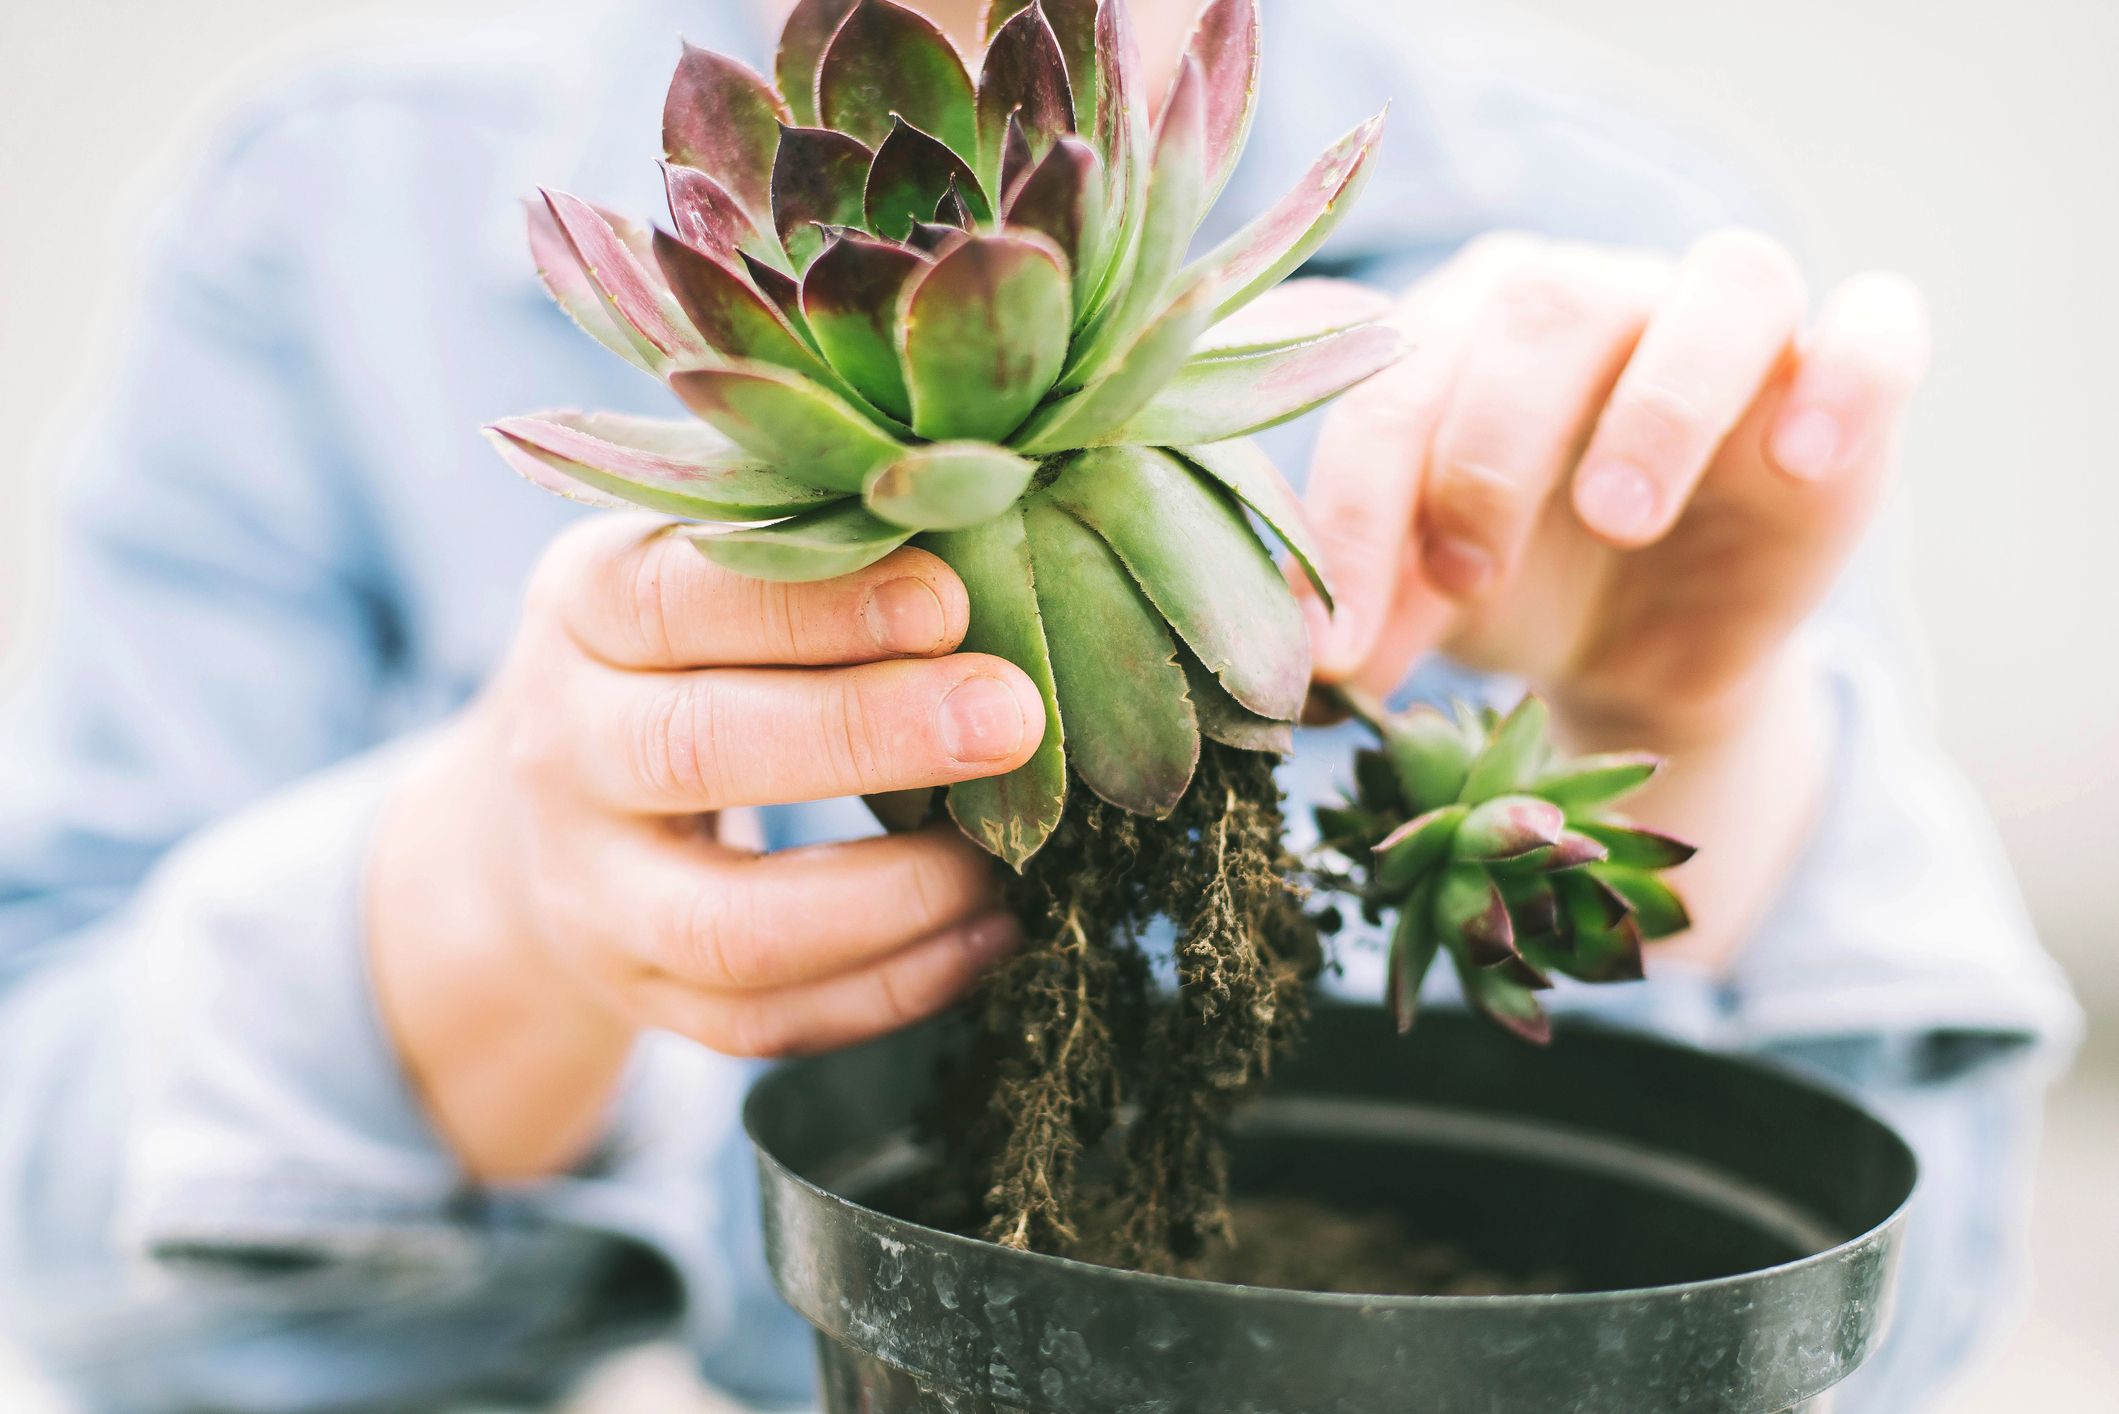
937;741;1321;1269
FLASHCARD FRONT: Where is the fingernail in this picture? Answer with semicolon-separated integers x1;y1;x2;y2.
958;912;1021;963
862;577;949;655
1771;408;1842;481
1420;533;1495;598
939;675;1028;762
1573;461;1659;541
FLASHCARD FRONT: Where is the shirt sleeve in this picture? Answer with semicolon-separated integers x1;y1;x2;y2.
0;98;804;1411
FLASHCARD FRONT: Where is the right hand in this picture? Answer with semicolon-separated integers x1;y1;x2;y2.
368;516;1044;1175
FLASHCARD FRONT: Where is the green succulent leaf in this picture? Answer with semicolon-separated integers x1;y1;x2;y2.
485;412;837;519
800;230;924;419
1454;795;1566;863
864;116;991;242
1183;0;1261;209
1387;878;1442;1033
819;0;979;161
1382;706;1476;812
1460;695;1551;802
1193;278;1394;357
1552;875;1647;982
978;3;1075;188
1102;320;1402;446
899;232;1071;442
1046;446;1308;720
1179;649;1294;755
1175;438;1335;610
1539;830;1611;873
770;125;875;268
1024;497;1199;816
1574;820;1699;870
692;500;911;582
864;441;1036;530
774;0;860;127
1187;109;1386;324
924;509;1067;867
1353;746;1406;817
1014;277;1214;454
668;360;903;492
662;44;788;230
1373;804;1466;892
1080;0;1150;330
1531;752;1663;814
1592;864;1693;940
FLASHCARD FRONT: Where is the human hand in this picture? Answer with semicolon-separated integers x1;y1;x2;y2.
1302;228;1931;753
369;517;1044;1175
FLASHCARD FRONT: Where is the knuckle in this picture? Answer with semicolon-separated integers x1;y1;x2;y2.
1694;228;1806;308
817;672;893;791
714;1001;788;1060
868;958;924;1033
634;677;721;804
1427;454;1538;535
1492;268;1596;340
1613;378;1717;462
619;538;684;665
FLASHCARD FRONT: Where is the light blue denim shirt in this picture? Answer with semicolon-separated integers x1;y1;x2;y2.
0;2;2081;1410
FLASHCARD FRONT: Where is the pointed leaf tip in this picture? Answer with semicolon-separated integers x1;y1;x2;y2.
663;44;788;227
820;0;979;162
899;232;1071;442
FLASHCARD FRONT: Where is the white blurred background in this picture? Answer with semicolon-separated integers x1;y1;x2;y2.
1;0;2112;1408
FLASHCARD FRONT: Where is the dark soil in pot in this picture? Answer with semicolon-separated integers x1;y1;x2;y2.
745;1002;1916;1414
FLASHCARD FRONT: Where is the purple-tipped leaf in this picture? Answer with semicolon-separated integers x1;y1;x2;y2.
485;411;841;516
898;232;1071;442
1046;446;1308;720
927;509;1068;866
1505;878;1563;940
1374;803;1467;892
1188;109;1386;323
540;191;705;369
1025;496;1200;817
1181;0;1260;207
1591;865;1693;940
771;125;876;269
801;231;925;420
1437;862;1515;966
663;45;788;229
1454;795;1566;863
669;360;904;492
527;198;662;374
1575;820;1699;870
1177;437;1334;609
978;4;1075;186
1000;112;1039;199
1460;695;1552;801
662;163;786;274
1002;137;1104;304
1066;53;1207;382
820;0;979;162
739;250;812;340
691;500;911;582
775;0;860;127
1532;752;1664;813
1080;0;1149;326
863;441;1036;530
1540;830;1611;872
1456;952;1553;1045
1099;320;1402;446
653;230;830;385
864;116;990;241
1197;277;1395;355
1015;277;1212;454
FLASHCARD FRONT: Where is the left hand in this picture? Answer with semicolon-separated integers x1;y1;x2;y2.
1301;228;1931;753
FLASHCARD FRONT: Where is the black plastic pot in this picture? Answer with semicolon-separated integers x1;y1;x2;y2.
745;1003;1916;1413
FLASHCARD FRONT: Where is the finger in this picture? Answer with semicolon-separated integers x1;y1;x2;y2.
1305;236;1528;678
571;652;1046;813
535;517;969;669
1767;271;1932;483
619;823;1004;991
636;909;1018;1058
1573;229;1808;547
1421;245;1670;596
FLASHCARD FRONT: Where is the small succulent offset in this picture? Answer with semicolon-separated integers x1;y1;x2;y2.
1317;693;1697;1044
487;0;1395;868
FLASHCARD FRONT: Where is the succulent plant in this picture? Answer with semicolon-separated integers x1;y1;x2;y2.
1316;694;1697;1043
486;0;1395;867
